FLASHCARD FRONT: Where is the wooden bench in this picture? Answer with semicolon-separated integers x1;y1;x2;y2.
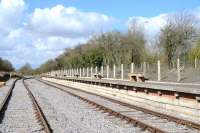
74;73;79;78
93;73;103;79
128;73;148;82
0;82;5;86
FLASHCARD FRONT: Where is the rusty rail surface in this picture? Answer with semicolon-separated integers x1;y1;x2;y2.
39;78;200;132
0;79;19;123
23;78;52;133
38;79;166;133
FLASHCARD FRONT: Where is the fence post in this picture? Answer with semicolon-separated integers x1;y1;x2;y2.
101;66;104;77
83;68;85;77
113;64;116;78
158;60;161;81
87;67;89;77
74;69;76;77
143;62;146;76
79;67;82;77
91;67;93;78
121;64;124;79
95;66;98;74
177;58;181;82
107;65;109;78
131;62;134;73
195;57;197;69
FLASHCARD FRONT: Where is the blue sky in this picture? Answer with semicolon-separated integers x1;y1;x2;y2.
0;0;200;69
27;0;200;18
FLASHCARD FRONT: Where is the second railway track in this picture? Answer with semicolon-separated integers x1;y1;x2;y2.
38;78;200;133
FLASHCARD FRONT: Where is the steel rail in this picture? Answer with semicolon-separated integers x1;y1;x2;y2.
23;78;53;133
0;79;19;123
39;78;200;132
38;78;166;133
43;77;200;130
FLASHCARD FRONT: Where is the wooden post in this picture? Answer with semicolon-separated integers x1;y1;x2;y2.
195;57;197;69
121;64;124;79
95;66;98;74
177;58;181;82
83;68;85;77
79;68;82;77
87;67;89;77
107;65;109;78
131;62;134;73
72;69;74;76
91;67;93;77
101;66;104;77
113;64;116;78
158;60;161;81
143;62;146;76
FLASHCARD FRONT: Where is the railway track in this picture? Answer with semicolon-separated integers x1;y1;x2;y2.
23;78;52;133
0;78;52;133
27;78;144;132
38;78;200;133
0;79;18;123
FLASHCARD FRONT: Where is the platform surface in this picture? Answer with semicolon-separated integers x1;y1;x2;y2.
46;76;200;95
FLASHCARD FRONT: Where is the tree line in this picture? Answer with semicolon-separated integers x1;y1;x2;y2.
0;57;14;72
33;11;200;74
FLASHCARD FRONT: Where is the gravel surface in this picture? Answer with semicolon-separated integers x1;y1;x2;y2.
45;76;200;124
0;80;44;133
26;79;147;133
0;79;15;104
39;79;200;133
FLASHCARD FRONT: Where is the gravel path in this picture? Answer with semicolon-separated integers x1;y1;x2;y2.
0;80;44;133
39;79;200;133
26;79;147;133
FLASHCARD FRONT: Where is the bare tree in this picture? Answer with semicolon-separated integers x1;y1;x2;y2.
159;11;197;68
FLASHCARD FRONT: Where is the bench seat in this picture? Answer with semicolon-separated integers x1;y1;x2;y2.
128;73;148;82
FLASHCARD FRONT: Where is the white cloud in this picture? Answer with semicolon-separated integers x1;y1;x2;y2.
34;37;87;51
1;0;25;9
27;5;113;38
0;1;113;68
128;14;167;42
0;0;25;34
